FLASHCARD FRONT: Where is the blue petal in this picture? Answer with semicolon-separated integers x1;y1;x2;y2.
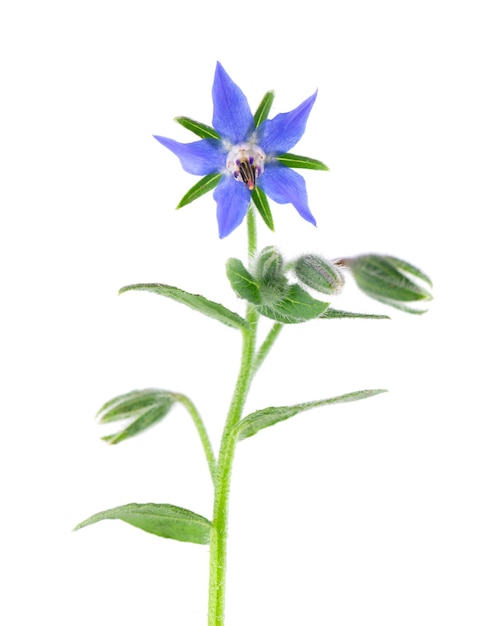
258;165;317;226
212;62;254;145
213;175;251;238
258;91;318;155
154;135;223;175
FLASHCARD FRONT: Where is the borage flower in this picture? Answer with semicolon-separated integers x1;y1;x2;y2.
154;62;328;238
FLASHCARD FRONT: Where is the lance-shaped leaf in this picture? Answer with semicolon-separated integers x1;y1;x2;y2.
254;90;275;128
320;308;390;320
177;172;222;209
119;283;249;331
97;389;176;444
257;284;329;324
276;153;329;171
74;503;212;545
174;116;221;140
235;389;387;441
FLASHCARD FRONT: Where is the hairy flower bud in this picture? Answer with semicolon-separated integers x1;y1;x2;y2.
293;254;345;295
253;246;288;305
340;254;433;314
255;246;285;285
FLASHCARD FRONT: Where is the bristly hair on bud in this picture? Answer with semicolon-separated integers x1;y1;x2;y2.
293;254;345;295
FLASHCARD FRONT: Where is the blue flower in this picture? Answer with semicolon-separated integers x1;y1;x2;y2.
154;62;325;238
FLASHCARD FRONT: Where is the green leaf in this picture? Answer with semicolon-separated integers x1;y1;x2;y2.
252;187;274;231
177;172;222;209
235;389;387;441
320;308;390;320
226;258;261;304
257;284;329;324
119;283;249;331
74;503;212;545
174;116;220;140
276;153;329;171
253;90;275;128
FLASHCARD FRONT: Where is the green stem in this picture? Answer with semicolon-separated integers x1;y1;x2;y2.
208;206;259;626
174;393;216;485
252;322;283;377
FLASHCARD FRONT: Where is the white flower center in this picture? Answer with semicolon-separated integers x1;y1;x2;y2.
226;142;266;191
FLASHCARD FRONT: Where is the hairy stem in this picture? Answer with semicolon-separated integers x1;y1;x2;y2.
207;305;258;626
252;322;283;377
174;393;216;485
208;206;259;626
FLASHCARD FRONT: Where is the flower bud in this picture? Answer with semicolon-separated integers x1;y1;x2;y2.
293;254;345;295
253;246;288;306
340;254;433;314
254;246;285;284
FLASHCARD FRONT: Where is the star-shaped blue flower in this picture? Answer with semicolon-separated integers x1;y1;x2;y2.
154;62;327;238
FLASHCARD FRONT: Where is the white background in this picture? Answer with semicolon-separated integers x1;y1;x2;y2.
1;1;488;624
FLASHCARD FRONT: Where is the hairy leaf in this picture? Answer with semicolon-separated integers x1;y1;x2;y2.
257;284;329;324
235;389;387;440
320;308;390;320
74;503;212;545
226;258;261;304
119;283;249;330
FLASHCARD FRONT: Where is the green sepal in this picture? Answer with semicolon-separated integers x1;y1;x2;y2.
177;173;222;209
253;90;275;128
252;187;274;231
235;389;387;441
174;116;220;140
276;153;329;171
97;388;173;424
383;255;433;288
257;284;329;324
344;254;433;315
226;258;261;304
97;389;176;445
320;308;390;320
119;283;249;331
365;296;429;315
73;503;212;545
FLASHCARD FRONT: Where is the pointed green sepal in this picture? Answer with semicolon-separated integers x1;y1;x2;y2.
257;284;329;324
320;308;390;320
226;258;261;304
174;116;220;140
97;389;176;444
341;254;433;314
177;172;222;209
276;153;329;171
252;186;274;231
235;389;388;441
73;503;212;545
119;283;249;330
253;90;275;128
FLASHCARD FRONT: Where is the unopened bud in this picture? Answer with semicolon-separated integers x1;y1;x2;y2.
293;254;345;295
253;246;287;305
255;246;285;285
340;254;433;314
